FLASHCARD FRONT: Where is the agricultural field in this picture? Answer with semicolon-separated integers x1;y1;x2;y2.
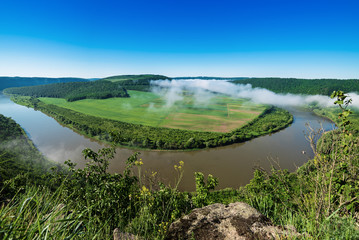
40;90;266;133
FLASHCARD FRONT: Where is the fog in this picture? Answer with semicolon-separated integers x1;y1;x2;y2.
150;79;359;108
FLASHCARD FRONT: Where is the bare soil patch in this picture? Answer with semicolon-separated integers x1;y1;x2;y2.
161;112;249;133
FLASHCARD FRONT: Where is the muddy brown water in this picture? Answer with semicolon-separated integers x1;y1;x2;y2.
0;94;335;191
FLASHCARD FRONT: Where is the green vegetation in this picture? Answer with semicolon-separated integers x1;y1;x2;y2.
0;114;59;198
102;74;169;82
101;74;170;91
39;90;266;132
1;94;358;239
0;76;88;91
173;76;248;80
2;75;292;150
4;81;129;102
313;107;359;134
232;78;359;95
10;95;292;150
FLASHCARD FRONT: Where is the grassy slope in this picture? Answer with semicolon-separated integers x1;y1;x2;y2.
40;90;266;133
313;106;359;133
232;78;359;96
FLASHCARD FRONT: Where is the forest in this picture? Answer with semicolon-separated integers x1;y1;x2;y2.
0;76;89;90
101;74;170;91
10;95;292;150
232;78;359;95
102;74;169;82
173;76;247;80
4;81;129;102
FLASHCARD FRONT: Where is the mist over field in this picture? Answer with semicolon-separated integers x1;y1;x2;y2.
150;79;359;108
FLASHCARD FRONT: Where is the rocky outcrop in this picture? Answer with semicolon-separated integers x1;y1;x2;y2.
113;228;139;240
165;202;300;240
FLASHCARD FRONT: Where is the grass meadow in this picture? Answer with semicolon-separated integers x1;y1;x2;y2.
40;90;266;132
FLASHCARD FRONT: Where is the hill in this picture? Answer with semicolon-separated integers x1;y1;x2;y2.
173;76;248;80
102;74;169;82
231;78;359;95
0;76;89;91
101;74;170;91
4;81;129;102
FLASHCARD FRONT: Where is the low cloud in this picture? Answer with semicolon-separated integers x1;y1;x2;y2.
150;79;359;109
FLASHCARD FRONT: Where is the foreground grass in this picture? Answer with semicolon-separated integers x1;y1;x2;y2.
40;90;266;133
1;145;358;239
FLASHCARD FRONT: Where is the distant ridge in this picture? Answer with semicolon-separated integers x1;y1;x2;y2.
101;74;169;82
100;74;170;91
0;76;89;91
231;77;359;95
173;76;248;80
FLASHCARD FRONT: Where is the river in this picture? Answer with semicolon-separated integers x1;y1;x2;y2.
0;94;335;191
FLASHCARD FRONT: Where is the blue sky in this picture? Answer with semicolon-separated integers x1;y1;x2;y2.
0;0;358;78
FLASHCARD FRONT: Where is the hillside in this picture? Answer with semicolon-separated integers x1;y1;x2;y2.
4;81;129;102
232;78;359;95
0;114;59;198
0;76;89;91
101;74;170;91
173;76;248;80
102;74;169;82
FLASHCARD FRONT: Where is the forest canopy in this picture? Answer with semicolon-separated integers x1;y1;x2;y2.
101;74;170;91
0;76;89;91
4;81;129;102
101;74;169;82
231;78;359;95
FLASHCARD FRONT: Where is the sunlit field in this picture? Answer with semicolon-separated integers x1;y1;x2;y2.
40;90;266;132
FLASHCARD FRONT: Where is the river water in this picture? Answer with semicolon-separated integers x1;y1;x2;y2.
0;94;335;191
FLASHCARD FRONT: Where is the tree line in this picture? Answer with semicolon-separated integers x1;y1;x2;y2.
101;74;170;91
4;81;129;102
231;78;359;95
101;74;169;82
0;76;88;91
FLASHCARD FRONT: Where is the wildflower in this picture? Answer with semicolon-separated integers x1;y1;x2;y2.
135;159;143;166
142;185;149;192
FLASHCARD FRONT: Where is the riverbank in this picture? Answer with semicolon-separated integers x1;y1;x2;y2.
9;94;293;151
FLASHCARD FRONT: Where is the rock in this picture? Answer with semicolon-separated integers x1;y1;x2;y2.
165;202;300;240
113;228;139;240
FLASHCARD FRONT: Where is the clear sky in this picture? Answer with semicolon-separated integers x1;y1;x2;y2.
0;0;358;78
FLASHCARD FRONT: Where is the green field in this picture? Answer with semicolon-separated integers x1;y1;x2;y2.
40;90;266;133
